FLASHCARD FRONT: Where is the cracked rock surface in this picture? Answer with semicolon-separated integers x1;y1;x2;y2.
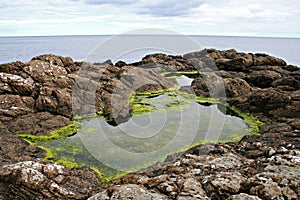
0;49;299;199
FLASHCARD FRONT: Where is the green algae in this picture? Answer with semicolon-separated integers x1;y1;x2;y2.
229;105;264;135
132;87;177;97
18;123;78;142
91;166;127;184
79;127;98;134
56;157;81;168
165;99;188;107
228;133;243;142
17;80;263;185
39;145;56;160
162;71;217;77
131;103;155;115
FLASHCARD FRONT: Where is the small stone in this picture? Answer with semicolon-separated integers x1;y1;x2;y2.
268;148;276;157
282;187;297;200
191;168;202;175
227;193;262;200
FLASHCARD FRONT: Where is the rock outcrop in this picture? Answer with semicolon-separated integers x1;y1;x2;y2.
0;49;299;199
0;161;101;199
91;131;299;200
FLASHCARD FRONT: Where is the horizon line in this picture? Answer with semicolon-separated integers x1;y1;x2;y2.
0;34;299;39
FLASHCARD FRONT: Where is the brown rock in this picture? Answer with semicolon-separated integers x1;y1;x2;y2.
8;112;70;135
253;53;286;66
0;50;299;199
244;70;282;88
225;78;253;98
0;72;34;95
191;73;225;98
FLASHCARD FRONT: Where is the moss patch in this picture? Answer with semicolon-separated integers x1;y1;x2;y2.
79;127;98;134
92;167;128;184
131;103;154;115
56;157;81;168
18;123;78;142
229;105;264;135
17;85;262;185
162;71;217;77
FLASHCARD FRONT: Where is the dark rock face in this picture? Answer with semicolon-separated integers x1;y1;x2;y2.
0;49;299;199
0;54;175;135
192;73;225;98
225;78;253;98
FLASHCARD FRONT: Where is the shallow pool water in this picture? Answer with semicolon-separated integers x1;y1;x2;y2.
35;76;250;180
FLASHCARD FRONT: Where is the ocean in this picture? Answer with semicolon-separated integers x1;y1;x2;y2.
0;35;299;66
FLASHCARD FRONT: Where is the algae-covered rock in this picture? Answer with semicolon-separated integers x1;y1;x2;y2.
0;50;299;199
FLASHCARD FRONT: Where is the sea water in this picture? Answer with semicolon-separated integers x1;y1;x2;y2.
0;35;299;66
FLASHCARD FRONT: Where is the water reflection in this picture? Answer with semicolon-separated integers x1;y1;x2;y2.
37;75;248;178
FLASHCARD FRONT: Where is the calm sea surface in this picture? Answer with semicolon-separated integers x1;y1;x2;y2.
0;35;299;66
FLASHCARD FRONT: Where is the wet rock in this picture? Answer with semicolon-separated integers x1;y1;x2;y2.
101;66;176;124
216;57;250;72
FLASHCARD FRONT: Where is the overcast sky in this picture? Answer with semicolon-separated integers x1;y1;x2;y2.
0;0;299;37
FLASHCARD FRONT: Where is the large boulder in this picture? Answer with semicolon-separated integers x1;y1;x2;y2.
225;78;253;98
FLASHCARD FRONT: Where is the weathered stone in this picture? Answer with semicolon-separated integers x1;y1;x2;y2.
227;193;262;200
253;53;286;66
178;178;208;199
0;161;102;200
244;70;282;88
89;184;167;200
225;78;253;98
192;73;225;98
0;72;34;95
0;50;299;199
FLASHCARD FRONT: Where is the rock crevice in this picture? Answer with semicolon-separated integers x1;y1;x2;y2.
0;49;299;199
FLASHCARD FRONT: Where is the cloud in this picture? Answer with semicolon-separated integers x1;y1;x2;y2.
0;15;113;25
84;0;134;5
80;0;204;17
0;0;299;37
136;0;204;17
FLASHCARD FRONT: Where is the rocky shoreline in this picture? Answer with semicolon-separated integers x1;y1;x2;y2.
0;49;299;199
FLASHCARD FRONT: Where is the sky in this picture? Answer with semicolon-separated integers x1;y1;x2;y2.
0;0;299;37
